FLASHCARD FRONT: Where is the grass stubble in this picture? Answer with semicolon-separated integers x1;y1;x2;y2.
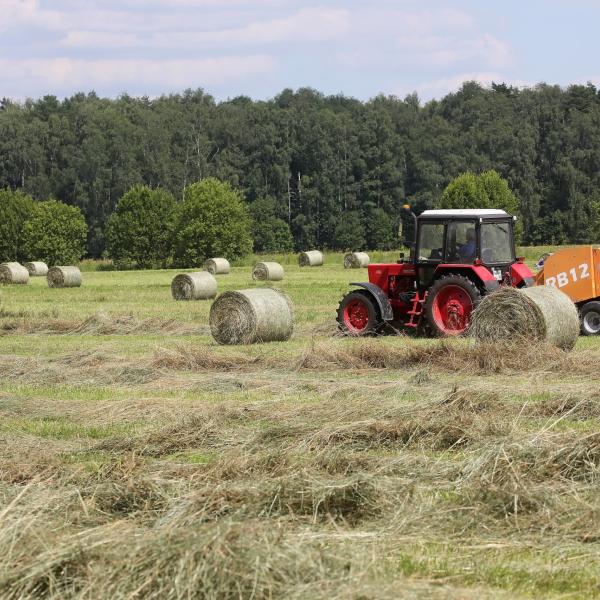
1;260;600;598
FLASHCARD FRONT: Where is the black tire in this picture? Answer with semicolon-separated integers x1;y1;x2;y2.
336;291;381;336
424;274;482;337
580;301;600;336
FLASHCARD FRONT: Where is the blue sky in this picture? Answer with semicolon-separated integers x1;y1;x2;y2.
1;0;599;101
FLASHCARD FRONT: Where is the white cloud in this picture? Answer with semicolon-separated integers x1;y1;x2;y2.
0;55;276;96
395;72;532;100
59;7;349;48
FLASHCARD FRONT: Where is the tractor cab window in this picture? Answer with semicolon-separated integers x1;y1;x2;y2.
481;222;514;263
418;222;444;261
445;221;477;264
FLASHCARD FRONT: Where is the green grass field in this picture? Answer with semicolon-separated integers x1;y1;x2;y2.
2;249;600;599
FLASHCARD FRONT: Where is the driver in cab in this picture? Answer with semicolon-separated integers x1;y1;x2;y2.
458;228;476;262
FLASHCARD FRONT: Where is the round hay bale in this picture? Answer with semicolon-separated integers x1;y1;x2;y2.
47;266;82;288
209;288;294;345
171;271;217;300
204;258;230;275
0;262;29;284
470;286;580;351
252;261;284;281
344;252;370;269
24;261;49;276
298;250;323;267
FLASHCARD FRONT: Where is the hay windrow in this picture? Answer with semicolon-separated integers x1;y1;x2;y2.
0;262;29;284
470;286;580;350
252;261;284;281
23;261;48;276
210;288;294;345
204;257;230;275
298;250;323;267
344;252;370;269
47;266;82;288
171;271;217;300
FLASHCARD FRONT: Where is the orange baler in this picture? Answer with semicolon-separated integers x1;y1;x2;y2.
534;246;600;335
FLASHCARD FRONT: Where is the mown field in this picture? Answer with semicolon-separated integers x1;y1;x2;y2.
2;248;600;599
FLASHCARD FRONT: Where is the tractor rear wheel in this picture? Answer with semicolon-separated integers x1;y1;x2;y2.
580;301;600;336
337;291;381;336
424;274;481;337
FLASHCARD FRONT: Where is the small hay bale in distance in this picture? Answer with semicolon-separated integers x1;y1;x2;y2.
252;261;284;281
344;252;370;269
47;266;82;288
298;250;323;267
204;257;230;275
470;286;580;351
171;271;217;300
209;288;294;345
0;262;29;284
24;261;49;276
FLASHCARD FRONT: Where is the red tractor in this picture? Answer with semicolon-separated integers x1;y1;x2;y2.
337;208;535;337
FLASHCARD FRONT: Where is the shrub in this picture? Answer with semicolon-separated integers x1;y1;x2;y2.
441;170;519;214
441;170;522;241
0;189;35;262
172;178;253;267
21;200;87;265
106;186;176;268
366;208;396;250
334;211;366;250
250;198;294;253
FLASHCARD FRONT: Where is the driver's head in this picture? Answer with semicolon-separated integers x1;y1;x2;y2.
466;228;475;242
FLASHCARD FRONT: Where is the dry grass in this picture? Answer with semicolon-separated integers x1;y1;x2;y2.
2;268;600;599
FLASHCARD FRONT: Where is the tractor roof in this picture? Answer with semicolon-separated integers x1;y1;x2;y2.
420;209;509;218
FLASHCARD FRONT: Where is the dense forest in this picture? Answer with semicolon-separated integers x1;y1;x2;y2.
1;82;600;257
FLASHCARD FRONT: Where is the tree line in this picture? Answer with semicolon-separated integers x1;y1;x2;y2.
1;81;600;258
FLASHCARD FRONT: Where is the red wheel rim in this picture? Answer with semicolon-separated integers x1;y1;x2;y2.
431;285;473;335
343;298;370;333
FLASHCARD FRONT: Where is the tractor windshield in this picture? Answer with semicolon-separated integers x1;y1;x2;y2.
481;222;514;263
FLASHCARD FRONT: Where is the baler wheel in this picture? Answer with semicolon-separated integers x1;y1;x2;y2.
580;301;600;336
425;274;481;337
337;291;380;336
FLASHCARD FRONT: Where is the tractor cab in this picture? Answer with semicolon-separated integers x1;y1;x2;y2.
414;209;517;288
337;207;534;338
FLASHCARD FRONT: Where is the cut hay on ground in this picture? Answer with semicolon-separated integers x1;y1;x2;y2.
24;261;48;276
204;257;230;275
298;250;323;267
0;262;29;284
252;261;284;281
344;252;370;269
171;272;217;300
470;286;580;350
47;266;82;288
210;288;294;345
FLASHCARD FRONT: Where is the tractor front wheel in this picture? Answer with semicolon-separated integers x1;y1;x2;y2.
425;275;481;337
337;291;381;336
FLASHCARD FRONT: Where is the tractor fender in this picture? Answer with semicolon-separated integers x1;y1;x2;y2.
510;262;535;287
349;282;394;321
434;265;500;293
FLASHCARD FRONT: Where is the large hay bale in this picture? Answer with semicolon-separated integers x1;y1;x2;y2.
204;258;230;275
344;252;370;269
24;261;49;276
470;286;580;351
0;262;29;284
298;250;323;267
209;288;294;345
171;271;217;300
252;261;284;281
47;266;82;288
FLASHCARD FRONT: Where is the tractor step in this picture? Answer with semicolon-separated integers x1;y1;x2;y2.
406;291;427;328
